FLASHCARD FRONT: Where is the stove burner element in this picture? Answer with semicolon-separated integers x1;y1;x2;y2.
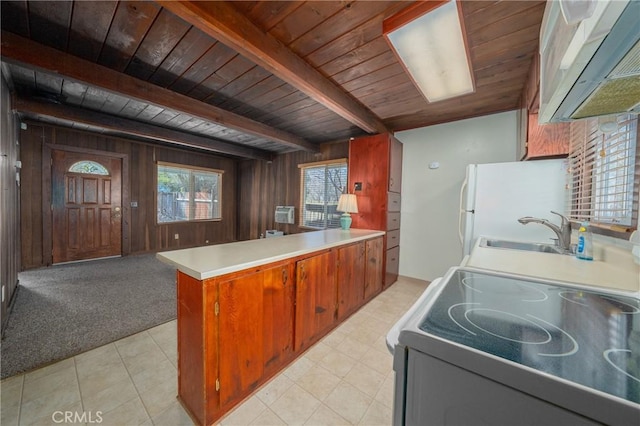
526;315;579;357
460;276;548;302
604;349;640;383
464;308;551;344
447;304;580;357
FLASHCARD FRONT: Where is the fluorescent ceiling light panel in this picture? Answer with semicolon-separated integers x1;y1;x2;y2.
386;1;474;102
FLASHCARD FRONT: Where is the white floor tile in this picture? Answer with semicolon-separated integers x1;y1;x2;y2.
295;364;341;401
269;384;321;425
304;404;350;425
343;363;386;398
256;374;294;406
99;396;150;426
250;407;286;426
151;400;194;426
323;382;372;425
220;394;267;426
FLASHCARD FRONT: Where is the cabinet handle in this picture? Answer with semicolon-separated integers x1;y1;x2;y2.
282;268;288;286
390;177;394;187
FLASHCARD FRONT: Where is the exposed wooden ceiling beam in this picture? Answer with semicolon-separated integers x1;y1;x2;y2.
0;31;318;153
158;0;390;135
14;96;274;161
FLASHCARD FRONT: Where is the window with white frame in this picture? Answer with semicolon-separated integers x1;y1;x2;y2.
157;162;223;223
299;159;348;229
568;114;639;232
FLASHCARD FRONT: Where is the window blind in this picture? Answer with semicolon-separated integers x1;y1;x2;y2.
568;114;639;230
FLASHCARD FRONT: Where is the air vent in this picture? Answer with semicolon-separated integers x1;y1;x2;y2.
275;206;295;224
572;39;640;119
610;39;640;78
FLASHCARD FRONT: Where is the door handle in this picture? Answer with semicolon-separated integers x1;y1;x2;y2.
112;206;122;219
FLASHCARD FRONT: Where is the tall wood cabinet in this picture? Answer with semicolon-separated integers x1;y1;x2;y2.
349;133;402;287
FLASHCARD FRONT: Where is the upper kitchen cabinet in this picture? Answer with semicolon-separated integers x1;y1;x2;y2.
518;54;570;160
389;136;403;193
525;113;570;159
349;133;403;286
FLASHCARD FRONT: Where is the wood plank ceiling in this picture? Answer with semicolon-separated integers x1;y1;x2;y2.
0;0;546;159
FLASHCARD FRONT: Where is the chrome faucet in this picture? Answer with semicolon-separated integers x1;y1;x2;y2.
518;211;572;252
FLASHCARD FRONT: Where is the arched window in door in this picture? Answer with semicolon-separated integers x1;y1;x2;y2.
68;161;109;175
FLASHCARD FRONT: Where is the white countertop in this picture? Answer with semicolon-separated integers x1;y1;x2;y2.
464;236;640;295
156;229;385;280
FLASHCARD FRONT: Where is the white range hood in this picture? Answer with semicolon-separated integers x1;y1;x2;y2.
539;0;640;124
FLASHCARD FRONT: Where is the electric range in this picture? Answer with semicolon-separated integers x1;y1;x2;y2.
389;267;640;425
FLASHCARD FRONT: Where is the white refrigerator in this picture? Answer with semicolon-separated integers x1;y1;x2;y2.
459;159;570;256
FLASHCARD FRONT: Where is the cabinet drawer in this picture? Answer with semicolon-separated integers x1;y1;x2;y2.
386;229;400;249
387;212;401;230
388;192;401;212
385;246;400;286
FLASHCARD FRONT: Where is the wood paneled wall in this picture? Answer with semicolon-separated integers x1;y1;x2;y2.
1;76;20;334
237;142;349;241
19;122;237;270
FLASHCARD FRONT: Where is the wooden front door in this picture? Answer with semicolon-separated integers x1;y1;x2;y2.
52;150;122;263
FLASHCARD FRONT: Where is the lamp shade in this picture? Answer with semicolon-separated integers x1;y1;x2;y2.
337;194;358;214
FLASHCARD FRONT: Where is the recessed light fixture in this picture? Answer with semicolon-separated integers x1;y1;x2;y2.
383;0;475;103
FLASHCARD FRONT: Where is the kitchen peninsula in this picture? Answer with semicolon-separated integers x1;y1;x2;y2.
157;229;385;425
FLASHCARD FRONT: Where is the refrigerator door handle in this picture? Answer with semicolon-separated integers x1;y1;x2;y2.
458;176;469;244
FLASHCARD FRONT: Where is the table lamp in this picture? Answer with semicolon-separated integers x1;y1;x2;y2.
337;194;358;230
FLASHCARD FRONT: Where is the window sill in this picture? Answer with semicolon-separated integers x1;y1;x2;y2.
572;222;635;240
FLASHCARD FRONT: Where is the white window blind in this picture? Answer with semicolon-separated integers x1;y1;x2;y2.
299;160;347;229
568;114;639;229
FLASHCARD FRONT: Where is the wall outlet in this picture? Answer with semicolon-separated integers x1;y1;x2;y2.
174;234;179;240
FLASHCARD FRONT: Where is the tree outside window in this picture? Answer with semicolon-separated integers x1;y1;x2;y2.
300;161;347;229
157;163;222;223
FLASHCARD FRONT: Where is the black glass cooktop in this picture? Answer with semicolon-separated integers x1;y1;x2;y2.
419;270;640;404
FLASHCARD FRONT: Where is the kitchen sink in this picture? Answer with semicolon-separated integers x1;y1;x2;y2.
479;238;570;254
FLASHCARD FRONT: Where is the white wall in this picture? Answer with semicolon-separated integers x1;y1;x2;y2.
396;111;518;281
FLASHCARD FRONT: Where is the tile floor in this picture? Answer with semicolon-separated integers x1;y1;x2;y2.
1;277;428;426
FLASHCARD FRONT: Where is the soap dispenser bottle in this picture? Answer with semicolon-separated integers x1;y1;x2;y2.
576;221;593;261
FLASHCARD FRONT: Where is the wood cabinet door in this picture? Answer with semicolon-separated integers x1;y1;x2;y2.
337;242;365;321
364;237;384;301
526;113;570;159
348;134;389;230
218;270;265;407
262;263;295;375
218;262;295;406
295;251;337;351
389;136;403;193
